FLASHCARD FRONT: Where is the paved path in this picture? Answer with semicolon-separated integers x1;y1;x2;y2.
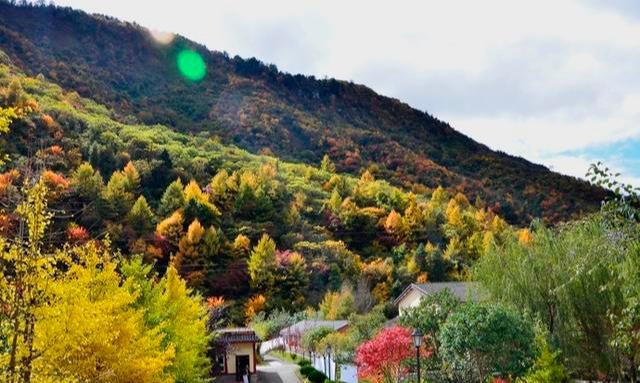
257;354;301;383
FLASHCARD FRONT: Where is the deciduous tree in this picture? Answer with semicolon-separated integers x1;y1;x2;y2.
34;242;173;383
248;234;277;292
0;179;56;383
156;211;184;246
355;326;417;383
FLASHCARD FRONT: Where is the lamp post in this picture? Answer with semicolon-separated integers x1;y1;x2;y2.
412;329;423;383
326;344;332;381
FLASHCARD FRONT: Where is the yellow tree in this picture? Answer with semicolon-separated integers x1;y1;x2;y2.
172;219;206;287
184;180;207;203
403;193;424;236
384;210;407;241
245;294;267;322
154;266;209;382
232;234;251;258
209;170;230;206
183;180;220;226
327;188;342;212
319;285;355;320
0;179;57;383
247;234;277;292
518;228;534;245
0;106;17;166
33;242;173;383
122;161;141;194
156;211;184;246
1;178;209;383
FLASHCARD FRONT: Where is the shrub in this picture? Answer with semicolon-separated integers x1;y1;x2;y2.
517;336;569;383
300;365;314;376
297;359;311;367
439;303;535;382
307;369;329;383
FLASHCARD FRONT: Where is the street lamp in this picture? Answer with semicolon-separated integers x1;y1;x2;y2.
412;329;423;383
326;344;332;380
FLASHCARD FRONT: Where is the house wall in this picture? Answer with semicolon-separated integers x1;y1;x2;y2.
398;289;425;315
225;342;256;374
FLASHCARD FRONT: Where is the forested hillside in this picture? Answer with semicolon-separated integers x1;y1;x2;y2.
0;52;526;323
0;1;607;224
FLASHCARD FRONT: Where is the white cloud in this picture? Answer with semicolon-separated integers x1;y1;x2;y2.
52;0;640;181
542;154;640;189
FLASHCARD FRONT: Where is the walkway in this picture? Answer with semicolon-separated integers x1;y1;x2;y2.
257;354;301;383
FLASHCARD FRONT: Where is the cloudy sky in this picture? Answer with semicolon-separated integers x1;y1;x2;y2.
54;0;640;185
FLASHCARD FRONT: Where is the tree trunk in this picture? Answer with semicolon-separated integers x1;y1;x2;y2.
8;294;21;383
21;315;35;383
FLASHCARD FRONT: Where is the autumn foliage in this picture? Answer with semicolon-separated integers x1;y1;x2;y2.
0;170;18;197
207;296;225;309
355;326;427;383
66;224;89;243
41;170;70;190
0;179;210;382
245;294;267;321
47;145;64;156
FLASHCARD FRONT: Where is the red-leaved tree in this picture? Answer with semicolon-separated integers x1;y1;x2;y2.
355;326;426;383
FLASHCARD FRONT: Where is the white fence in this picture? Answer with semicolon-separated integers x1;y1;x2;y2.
339;364;358;383
310;354;358;383
259;336;284;355
261;337;358;383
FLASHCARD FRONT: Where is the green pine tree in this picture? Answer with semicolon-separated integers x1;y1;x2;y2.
102;171;135;218
71;162;104;200
128;196;156;234
159;179;185;217
248;234;277;292
320;154;336;173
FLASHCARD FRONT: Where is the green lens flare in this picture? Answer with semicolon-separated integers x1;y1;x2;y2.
177;50;206;81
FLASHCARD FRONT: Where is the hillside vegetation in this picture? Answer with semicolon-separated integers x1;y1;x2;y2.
0;1;607;225
2;4;638;383
0;53;526;323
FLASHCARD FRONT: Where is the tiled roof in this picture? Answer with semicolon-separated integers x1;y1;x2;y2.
393;282;479;305
217;328;260;343
279;320;349;336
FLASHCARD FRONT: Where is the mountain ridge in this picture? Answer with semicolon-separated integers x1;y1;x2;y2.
0;1;607;224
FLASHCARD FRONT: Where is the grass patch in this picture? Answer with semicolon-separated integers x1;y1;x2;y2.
271;349;299;363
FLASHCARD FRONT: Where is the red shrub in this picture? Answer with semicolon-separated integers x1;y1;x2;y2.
67;224;89;243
